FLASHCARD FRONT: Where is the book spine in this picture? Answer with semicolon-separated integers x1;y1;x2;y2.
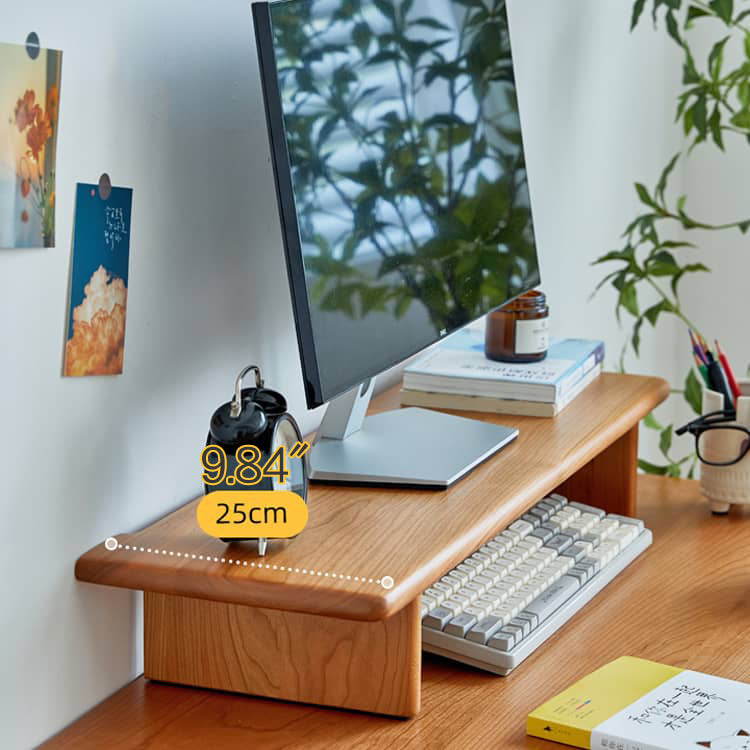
555;342;605;399
526;716;592;748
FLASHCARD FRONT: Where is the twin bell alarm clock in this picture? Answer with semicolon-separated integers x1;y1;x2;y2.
204;365;308;555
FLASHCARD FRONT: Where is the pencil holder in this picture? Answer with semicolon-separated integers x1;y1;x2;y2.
699;388;750;514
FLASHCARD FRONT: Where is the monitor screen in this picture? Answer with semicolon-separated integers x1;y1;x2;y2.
254;0;541;408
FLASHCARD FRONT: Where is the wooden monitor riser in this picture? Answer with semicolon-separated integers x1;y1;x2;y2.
75;373;668;716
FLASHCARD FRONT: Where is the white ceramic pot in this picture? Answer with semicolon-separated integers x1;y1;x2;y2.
699;387;750;514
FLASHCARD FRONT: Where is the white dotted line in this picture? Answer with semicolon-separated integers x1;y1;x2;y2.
104;537;393;589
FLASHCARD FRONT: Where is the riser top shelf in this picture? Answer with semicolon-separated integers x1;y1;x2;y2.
76;373;668;621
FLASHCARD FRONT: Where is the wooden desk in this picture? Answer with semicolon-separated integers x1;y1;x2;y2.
73;374;666;716
48;476;750;748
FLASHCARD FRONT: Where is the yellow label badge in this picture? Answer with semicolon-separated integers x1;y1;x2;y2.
197;490;308;538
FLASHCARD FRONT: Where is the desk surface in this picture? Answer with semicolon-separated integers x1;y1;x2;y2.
75;374;666;620
48;476;750;749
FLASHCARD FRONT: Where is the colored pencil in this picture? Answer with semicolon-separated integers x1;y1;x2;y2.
715;340;741;404
689;330;708;365
692;353;709;385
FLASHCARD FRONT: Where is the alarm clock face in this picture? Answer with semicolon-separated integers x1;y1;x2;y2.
272;414;307;501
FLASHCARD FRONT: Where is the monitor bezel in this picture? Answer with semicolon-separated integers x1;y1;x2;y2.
252;0;540;410
254;1;324;407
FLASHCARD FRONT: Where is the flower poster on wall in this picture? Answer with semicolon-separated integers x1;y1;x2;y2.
63;183;133;376
0;40;62;248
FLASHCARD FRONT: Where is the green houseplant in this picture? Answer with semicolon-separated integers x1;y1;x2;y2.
594;0;750;477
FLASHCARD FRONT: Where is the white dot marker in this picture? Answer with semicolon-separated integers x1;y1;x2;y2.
104;537;118;551
381;576;394;589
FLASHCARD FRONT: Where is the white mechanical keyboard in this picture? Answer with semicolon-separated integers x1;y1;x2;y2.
421;494;651;675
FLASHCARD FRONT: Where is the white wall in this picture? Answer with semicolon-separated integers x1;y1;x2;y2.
0;2;689;747
508;0;687;458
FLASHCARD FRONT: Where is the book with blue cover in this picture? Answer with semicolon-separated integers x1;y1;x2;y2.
403;329;604;403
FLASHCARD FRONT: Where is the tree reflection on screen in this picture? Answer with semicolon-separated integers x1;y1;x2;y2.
270;0;539;334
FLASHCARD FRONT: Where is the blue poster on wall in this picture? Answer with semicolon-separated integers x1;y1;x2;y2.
63;182;133;376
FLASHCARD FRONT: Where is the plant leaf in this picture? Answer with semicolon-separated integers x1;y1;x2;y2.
631;0;647;29
643;411;664;430
685;368;703;414
638;459;669;475
659;424;673;457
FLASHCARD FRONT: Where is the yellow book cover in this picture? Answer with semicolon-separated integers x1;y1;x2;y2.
527;656;750;750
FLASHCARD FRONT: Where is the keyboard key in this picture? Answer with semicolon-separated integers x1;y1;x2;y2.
500;529;521;545
455;562;477;579
445;612;478;637
536;547;557;563
519;536;542;552
441;598;465;616
509;519;534;538
466;615;505;644
541;519;563;534
580;532;600;548
569;501;605;517
567;567;587;585
517;610;539;630
478;545;500;562
455;587;479;602
509;616;531;638
528;506;550;523
570;564;592;583
537;500;557;514
529;527;553;543
606;514;644;531
488;629;516;651
521;512;540;528
610;528;636;550
465;581;485;595
561;542;588;563
545;534;573;553
444;571;468;589
579;556;601;574
547;493;568;509
549;513;570;530
463;558;485;574
432;580;453;596
486;538;508;553
489;605;514;624
470;551;492;565
475;596;500;615
424;607;453;630
437;577;460;594
524;575;580;623
502;621;525;640
560;528;581;542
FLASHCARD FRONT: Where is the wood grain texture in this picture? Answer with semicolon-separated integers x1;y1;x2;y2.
143;593;421;717
47;477;750;749
555;424;639;516
75;374;668;621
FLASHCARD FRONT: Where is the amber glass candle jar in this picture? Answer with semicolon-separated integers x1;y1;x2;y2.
485;290;549;363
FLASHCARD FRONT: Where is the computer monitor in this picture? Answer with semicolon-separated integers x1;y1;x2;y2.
253;0;541;486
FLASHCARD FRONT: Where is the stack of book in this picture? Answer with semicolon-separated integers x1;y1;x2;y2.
401;329;604;417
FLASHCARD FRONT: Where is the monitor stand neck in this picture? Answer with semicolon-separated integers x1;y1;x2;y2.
315;379;375;441
309;379;518;488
